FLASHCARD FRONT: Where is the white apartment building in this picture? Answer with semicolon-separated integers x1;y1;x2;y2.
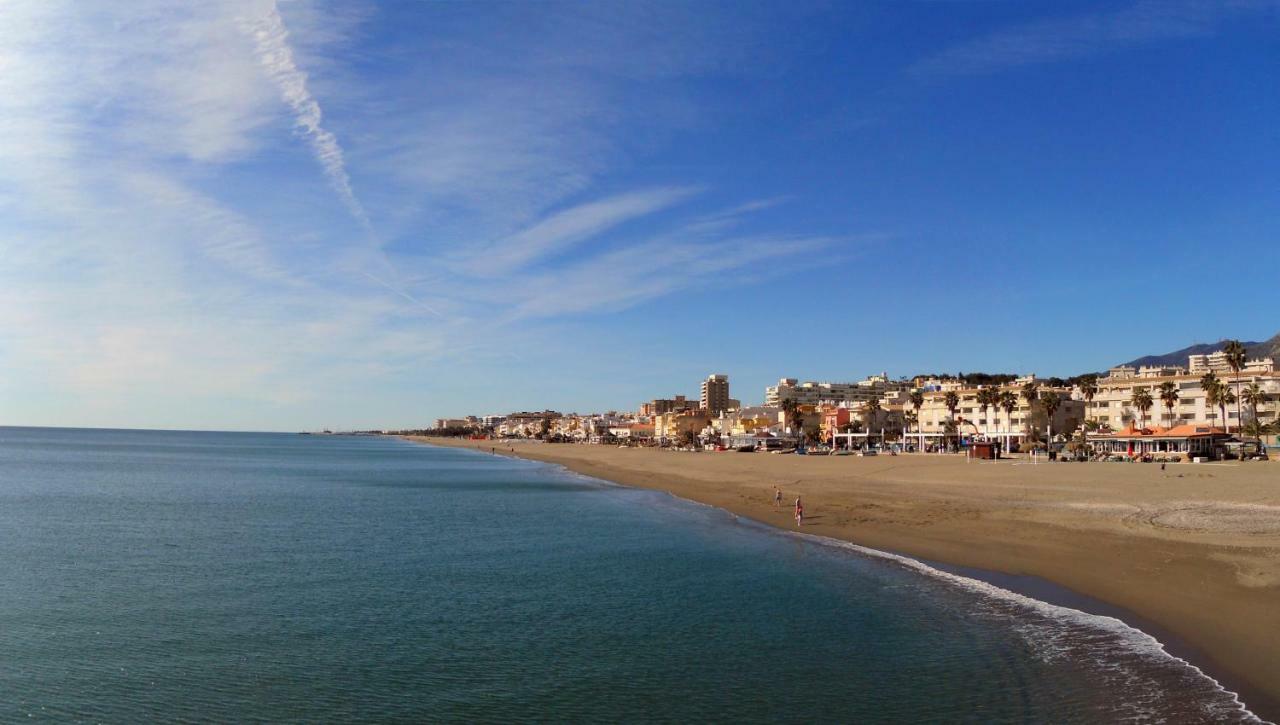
1187;351;1275;375
434;417;474;429
1086;361;1279;430
765;373;904;407
908;381;1083;450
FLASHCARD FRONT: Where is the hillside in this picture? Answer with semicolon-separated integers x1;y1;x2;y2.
1120;332;1280;368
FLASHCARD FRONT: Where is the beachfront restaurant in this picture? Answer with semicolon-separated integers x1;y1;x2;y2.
1087;424;1230;458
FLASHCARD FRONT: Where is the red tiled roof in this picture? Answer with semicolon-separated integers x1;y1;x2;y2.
1096;424;1226;439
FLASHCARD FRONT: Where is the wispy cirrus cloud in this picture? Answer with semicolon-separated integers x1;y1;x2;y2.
0;0;839;429
423;194;827;321
466;186;702;276
909;0;1276;78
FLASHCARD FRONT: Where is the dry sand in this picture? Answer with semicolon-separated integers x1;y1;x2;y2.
410;437;1280;713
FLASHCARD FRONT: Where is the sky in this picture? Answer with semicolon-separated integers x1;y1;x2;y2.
1;0;1277;431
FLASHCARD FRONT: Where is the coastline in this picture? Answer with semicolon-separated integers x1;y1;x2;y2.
409;436;1280;720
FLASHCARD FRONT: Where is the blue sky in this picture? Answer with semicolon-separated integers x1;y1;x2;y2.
2;0;1277;431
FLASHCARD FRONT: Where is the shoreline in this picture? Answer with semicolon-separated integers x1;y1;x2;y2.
409;436;1280;721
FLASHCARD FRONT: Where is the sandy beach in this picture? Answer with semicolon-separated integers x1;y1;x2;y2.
411;437;1280;714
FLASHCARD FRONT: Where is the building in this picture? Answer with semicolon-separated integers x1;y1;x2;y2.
1089;424;1231;458
1086;359;1279;432
701;374;730;416
654;409;712;441
716;406;781;437
765;373;904;407
607;422;654;440
1188;351;1275;375
819;406;853;440
496;411;561;437
908;379;1083;450
433;418;474;430
824;398;908;448
639;395;697;417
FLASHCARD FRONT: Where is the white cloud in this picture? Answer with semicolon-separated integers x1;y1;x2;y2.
469;186;701;275
0;0;836;428
909;0;1274;78
242;0;369;229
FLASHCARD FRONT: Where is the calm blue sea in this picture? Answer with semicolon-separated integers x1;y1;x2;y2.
0;427;1261;722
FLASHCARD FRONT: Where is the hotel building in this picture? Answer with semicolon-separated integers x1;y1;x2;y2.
765;373;904;407
908;377;1084;450
1085;357;1278;431
701;374;731;416
638;395;698;417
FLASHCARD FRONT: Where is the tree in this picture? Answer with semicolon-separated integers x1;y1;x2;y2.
1242;418;1274;442
1223;339;1247;434
1157;381;1179;429
1078;376;1099;429
1018;382;1040;443
903;412;918;445
805;426;824;445
909;389;925;447
1020;381;1040;410
943;391;960;449
1200;372;1222;427
942;418;959;449
1242;382;1267;434
677;429;699;449
1130;386;1154;429
780;397;802;437
1040;392;1062;443
860;398;881;440
1222;387;1237;430
999;390;1018;439
976;387;997;437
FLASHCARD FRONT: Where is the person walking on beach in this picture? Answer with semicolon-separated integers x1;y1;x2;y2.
774;486;782;508
794;496;803;527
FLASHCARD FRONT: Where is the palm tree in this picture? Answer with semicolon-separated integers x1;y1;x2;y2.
1040;392;1062;445
1078;376;1099;429
1157;381;1179;429
942;419;959;450
943;390;960;450
860;398;882;445
1130;386;1154;429
1020;381;1040;409
1242;418;1274;442
1242;382;1266;435
999;390;1018;443
909;389;925;449
976;387;997;438
903;412;918;446
1200;372;1222;426
1222;387;1237;431
780;397;802;438
1223;340;1247;433
1020;382;1040;443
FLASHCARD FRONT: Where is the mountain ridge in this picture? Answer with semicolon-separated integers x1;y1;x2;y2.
1120;332;1280;369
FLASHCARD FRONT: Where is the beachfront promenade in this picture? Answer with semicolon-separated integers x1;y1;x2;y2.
413;436;1280;712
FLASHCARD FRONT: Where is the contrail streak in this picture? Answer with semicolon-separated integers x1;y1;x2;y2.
244;2;370;230
362;272;444;318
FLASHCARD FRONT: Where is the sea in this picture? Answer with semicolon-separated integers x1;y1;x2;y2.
0;427;1264;723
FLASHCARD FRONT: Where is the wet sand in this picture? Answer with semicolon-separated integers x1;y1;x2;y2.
411;437;1280;716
